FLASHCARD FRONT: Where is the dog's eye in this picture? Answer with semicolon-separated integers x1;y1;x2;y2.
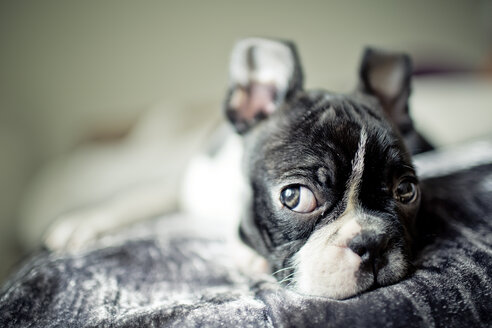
280;185;317;213
395;180;417;204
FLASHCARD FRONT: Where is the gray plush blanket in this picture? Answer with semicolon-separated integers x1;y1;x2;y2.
1;141;492;327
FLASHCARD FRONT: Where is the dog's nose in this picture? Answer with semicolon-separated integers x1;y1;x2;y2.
348;231;388;264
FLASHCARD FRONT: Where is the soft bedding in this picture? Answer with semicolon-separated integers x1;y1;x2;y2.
1;140;492;328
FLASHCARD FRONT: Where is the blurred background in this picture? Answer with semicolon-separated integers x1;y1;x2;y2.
0;0;491;282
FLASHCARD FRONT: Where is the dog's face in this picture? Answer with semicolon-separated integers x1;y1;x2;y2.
224;38;425;299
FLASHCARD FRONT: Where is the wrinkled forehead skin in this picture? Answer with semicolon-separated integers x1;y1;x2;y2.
242;90;416;251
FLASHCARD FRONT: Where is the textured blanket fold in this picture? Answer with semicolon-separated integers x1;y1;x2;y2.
1;142;492;327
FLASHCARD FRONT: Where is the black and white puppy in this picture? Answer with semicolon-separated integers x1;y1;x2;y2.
222;38;432;299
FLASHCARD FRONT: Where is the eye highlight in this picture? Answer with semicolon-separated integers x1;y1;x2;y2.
280;185;317;213
394;179;418;204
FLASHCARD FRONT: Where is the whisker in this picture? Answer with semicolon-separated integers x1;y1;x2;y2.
279;272;295;281
271;266;295;276
285;280;296;289
279;277;293;285
278;273;296;285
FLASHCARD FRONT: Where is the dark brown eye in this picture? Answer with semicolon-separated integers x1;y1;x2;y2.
280;185;317;213
395;180;417;204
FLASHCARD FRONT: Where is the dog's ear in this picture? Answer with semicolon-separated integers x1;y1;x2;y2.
358;48;433;154
358;48;413;133
224;38;303;134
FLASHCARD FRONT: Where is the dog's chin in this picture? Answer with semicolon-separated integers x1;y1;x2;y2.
291;243;409;300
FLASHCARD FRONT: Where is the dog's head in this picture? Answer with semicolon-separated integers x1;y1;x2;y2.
224;38;424;299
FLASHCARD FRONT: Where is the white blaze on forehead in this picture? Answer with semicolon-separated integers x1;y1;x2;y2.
346;128;368;211
229;38;294;91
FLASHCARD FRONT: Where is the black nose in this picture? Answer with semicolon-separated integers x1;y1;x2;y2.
348;232;388;264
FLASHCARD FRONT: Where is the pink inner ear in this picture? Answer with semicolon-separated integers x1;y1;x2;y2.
369;60;405;99
229;83;276;121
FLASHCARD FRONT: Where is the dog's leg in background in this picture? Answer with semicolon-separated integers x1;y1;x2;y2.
41;102;221;252
44;182;178;251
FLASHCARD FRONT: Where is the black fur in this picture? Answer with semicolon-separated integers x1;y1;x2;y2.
241;92;418;284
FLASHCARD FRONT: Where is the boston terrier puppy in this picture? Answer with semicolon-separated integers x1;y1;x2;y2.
221;38;432;299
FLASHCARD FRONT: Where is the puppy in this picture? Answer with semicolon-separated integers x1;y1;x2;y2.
219;38;432;299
